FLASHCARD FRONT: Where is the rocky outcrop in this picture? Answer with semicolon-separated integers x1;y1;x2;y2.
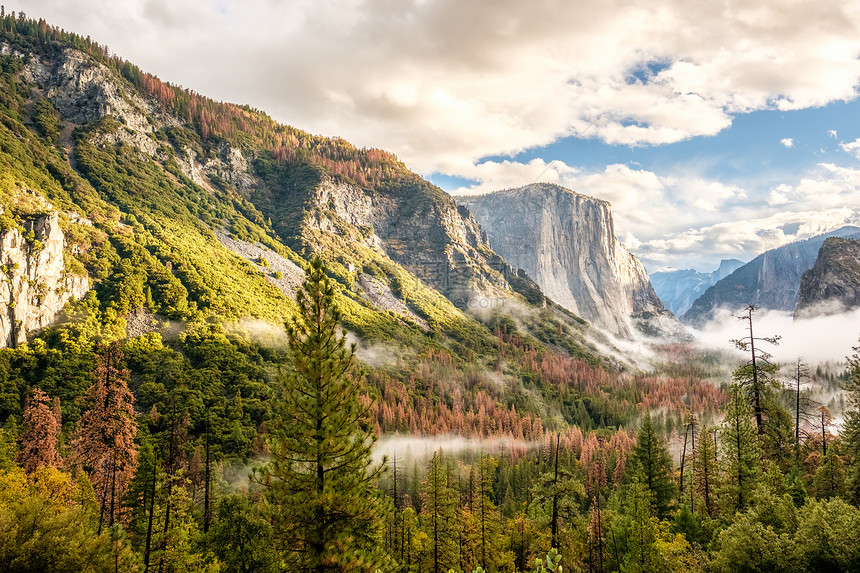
259;170;517;309
0;212;89;347
795;237;860;318
651;259;745;316
459;183;682;339
682;226;860;326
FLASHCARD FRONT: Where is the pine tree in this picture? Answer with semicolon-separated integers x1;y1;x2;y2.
421;450;459;573
720;386;760;513
628;414;676;518
845;340;860;504
18;387;62;472
692;426;719;518
72;342;138;532
811;443;847;500
258;257;389;572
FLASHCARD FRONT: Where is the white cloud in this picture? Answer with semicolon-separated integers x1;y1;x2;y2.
10;0;860;174
828;129;839;138
840;138;860;158
781;138;794;148
454;159;860;271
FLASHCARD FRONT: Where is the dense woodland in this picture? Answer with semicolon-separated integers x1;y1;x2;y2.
1;12;860;573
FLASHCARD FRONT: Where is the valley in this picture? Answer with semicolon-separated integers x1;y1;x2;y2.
0;13;859;573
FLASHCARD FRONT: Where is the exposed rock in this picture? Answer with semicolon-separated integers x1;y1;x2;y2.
795;237;860;318
213;229;305;299
266;172;517;309
682;226;860;326
356;273;428;329
651;259;745;316
0;212;89;347
459;183;683;339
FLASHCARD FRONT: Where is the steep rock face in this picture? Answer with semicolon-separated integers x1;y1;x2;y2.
651;259;744;316
459;183;680;338
795;237;860;318
255;169;521;310
0;212;89;347
682;226;860;326
17;41;520;314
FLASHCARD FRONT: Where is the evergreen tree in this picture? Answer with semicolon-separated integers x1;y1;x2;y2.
730;305;781;437
842;340;860;504
720;386;760;513
421;450;459;573
258;257;389;572
628;414;676;518
810;444;847;500
72;342;138;532
18;387;62;472
209;495;278;573
692;426;719;519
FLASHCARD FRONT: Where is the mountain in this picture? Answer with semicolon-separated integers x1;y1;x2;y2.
795;236;860;318
458;183;686;339
682;226;860;326
0;16;646;439
651;259;744;316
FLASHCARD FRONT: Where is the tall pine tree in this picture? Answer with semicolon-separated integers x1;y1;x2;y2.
844;340;860;505
628;414;676;518
720;386;760;513
259;256;389;572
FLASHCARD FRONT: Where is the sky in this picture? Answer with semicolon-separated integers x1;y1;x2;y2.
10;0;860;272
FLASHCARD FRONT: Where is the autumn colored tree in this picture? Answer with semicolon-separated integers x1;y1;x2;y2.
72;342;139;532
258;256;390;572
18;387;62;472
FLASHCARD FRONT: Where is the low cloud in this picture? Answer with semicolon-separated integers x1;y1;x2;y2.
781;138;794;148
691;306;860;365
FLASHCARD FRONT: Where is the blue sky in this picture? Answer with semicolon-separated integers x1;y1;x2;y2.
11;0;860;272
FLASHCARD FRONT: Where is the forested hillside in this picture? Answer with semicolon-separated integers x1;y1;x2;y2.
1;13;860;573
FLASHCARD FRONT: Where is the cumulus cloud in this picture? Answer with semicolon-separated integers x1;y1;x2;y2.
11;0;860;175
454;157;860;270
840;138;860;158
781;138;794;148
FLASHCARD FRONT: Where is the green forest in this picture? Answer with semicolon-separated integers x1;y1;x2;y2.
0;12;859;573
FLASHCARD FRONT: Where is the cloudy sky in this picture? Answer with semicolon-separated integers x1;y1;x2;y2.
11;0;860;271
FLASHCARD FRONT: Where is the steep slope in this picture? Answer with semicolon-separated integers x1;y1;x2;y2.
459;183;685;339
651;259;744;316
795;237;860;318
0;16;635;441
682;226;860;326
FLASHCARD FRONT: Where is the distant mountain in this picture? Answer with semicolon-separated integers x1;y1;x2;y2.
795;236;860;318
682;226;860;326
459;183;687;340
651;259;745;316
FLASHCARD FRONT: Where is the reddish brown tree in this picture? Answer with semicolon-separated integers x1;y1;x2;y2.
18;387;63;472
72;342;138;532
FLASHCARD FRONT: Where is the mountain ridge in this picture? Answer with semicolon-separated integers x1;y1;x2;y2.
682;226;860;326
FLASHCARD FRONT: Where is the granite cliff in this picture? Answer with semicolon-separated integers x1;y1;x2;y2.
795;236;860;318
0;210;89;347
651;259;745;316
682;226;860;326
459;183;685;339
